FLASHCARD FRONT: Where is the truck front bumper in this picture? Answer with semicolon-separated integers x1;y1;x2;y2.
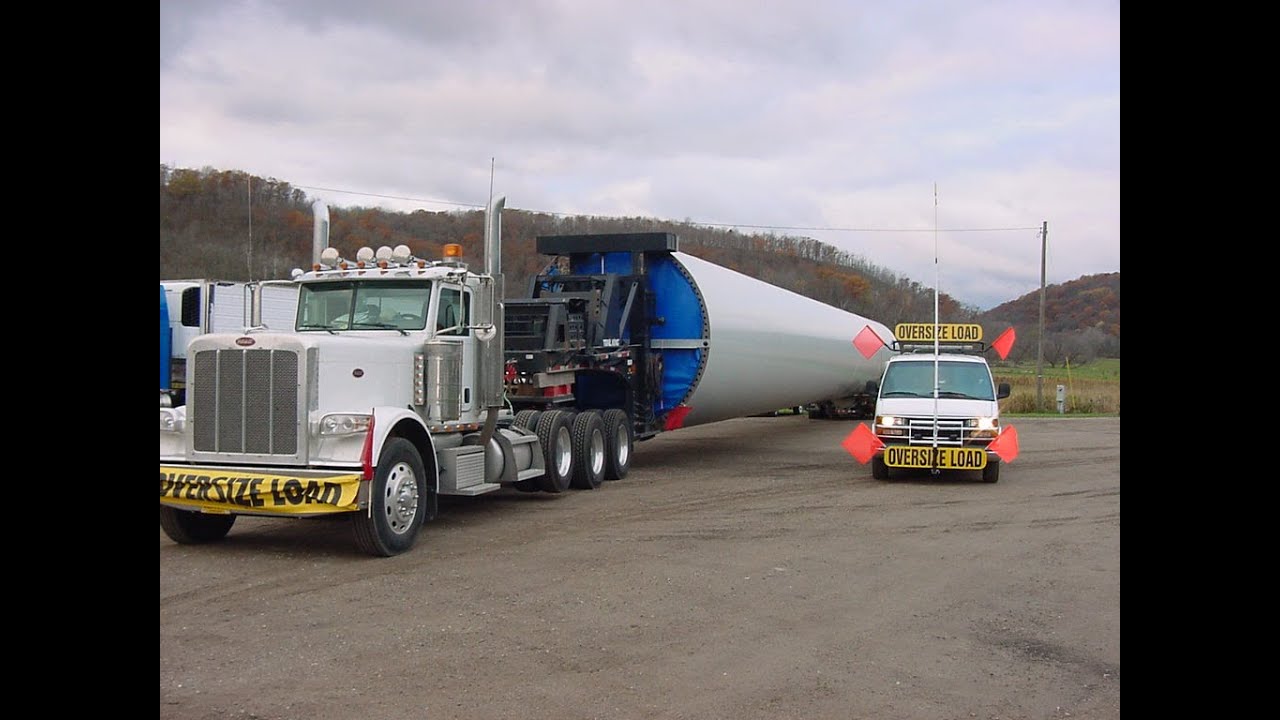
160;464;365;516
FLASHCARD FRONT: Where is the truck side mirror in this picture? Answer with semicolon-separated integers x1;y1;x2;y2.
473;277;494;327
997;382;1011;400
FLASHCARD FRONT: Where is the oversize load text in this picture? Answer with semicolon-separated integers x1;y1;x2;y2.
894;323;983;342
884;446;987;469
159;469;360;513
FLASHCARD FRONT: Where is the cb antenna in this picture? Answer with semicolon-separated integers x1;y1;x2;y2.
932;183;940;437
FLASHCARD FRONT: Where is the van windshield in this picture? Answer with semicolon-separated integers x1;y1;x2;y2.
880;360;995;401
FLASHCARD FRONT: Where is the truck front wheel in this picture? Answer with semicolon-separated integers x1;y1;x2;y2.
159;506;235;544
353;438;431;557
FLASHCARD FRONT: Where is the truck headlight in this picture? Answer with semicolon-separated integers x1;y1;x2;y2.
320;413;373;436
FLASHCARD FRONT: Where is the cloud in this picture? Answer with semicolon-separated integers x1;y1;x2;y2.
160;0;1120;310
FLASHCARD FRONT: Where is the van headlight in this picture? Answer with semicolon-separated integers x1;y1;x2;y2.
876;415;907;437
966;416;999;438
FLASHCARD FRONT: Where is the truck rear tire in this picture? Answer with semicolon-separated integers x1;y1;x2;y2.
353;438;430;557
570;411;606;489
159;506;236;544
602;409;632;480
535;410;574;493
871;455;889;480
982;460;1000;483
513;409;541;431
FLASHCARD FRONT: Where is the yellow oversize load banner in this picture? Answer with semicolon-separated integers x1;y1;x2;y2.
894;323;983;342
884;446;987;470
159;466;362;515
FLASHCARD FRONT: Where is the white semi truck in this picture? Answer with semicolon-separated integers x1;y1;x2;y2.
160;196;896;556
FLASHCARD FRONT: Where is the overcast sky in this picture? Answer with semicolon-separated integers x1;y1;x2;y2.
160;0;1119;311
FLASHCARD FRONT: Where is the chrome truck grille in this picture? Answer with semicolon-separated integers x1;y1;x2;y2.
191;348;300;455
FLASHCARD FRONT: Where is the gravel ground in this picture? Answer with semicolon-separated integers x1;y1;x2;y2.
160;415;1120;720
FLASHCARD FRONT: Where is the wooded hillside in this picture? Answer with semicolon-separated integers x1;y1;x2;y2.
160;164;1119;360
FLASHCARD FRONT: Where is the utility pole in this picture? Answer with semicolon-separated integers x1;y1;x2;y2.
1036;221;1047;411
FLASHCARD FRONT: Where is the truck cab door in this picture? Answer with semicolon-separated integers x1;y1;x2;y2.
434;283;475;414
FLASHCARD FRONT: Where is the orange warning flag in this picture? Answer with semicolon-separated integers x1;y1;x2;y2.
988;425;1019;463
853;325;888;360
842;423;884;464
991;327;1016;361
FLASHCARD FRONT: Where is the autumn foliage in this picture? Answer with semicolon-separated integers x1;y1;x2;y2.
159;164;1119;361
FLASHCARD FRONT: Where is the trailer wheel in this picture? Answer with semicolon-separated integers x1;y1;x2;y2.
982;460;1000;484
353;438;430;557
535;410;574;493
570;411;606;489
871;455;889;481
513;409;541;431
602;408;632;480
159;506;236;544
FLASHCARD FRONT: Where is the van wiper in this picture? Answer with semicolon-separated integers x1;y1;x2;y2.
938;391;986;400
881;391;923;397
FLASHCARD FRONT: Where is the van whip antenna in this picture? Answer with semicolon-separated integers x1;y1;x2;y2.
932;183;940;447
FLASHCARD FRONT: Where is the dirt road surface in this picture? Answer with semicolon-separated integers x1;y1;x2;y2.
160;416;1120;720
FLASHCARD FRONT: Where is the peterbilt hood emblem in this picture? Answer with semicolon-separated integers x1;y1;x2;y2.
235;337;256;347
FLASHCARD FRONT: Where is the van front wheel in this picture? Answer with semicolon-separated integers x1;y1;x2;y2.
871;455;889;480
982;460;1000;484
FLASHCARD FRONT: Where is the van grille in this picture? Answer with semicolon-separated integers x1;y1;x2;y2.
905;418;966;446
191;348;299;454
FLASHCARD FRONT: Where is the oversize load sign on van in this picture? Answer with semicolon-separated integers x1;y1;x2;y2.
884;446;988;470
894;323;983;342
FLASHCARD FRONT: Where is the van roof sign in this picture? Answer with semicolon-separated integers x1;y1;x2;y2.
893;323;983;343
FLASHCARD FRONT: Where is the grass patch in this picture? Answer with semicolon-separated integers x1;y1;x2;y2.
993;358;1119;415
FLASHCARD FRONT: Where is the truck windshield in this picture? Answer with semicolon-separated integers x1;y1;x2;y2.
296;281;432;331
880;360;995;401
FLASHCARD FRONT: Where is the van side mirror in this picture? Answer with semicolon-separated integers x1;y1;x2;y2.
997;382;1011;400
865;380;879;395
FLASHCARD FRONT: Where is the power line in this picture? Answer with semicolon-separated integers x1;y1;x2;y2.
293;183;1039;234
296;185;484;209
